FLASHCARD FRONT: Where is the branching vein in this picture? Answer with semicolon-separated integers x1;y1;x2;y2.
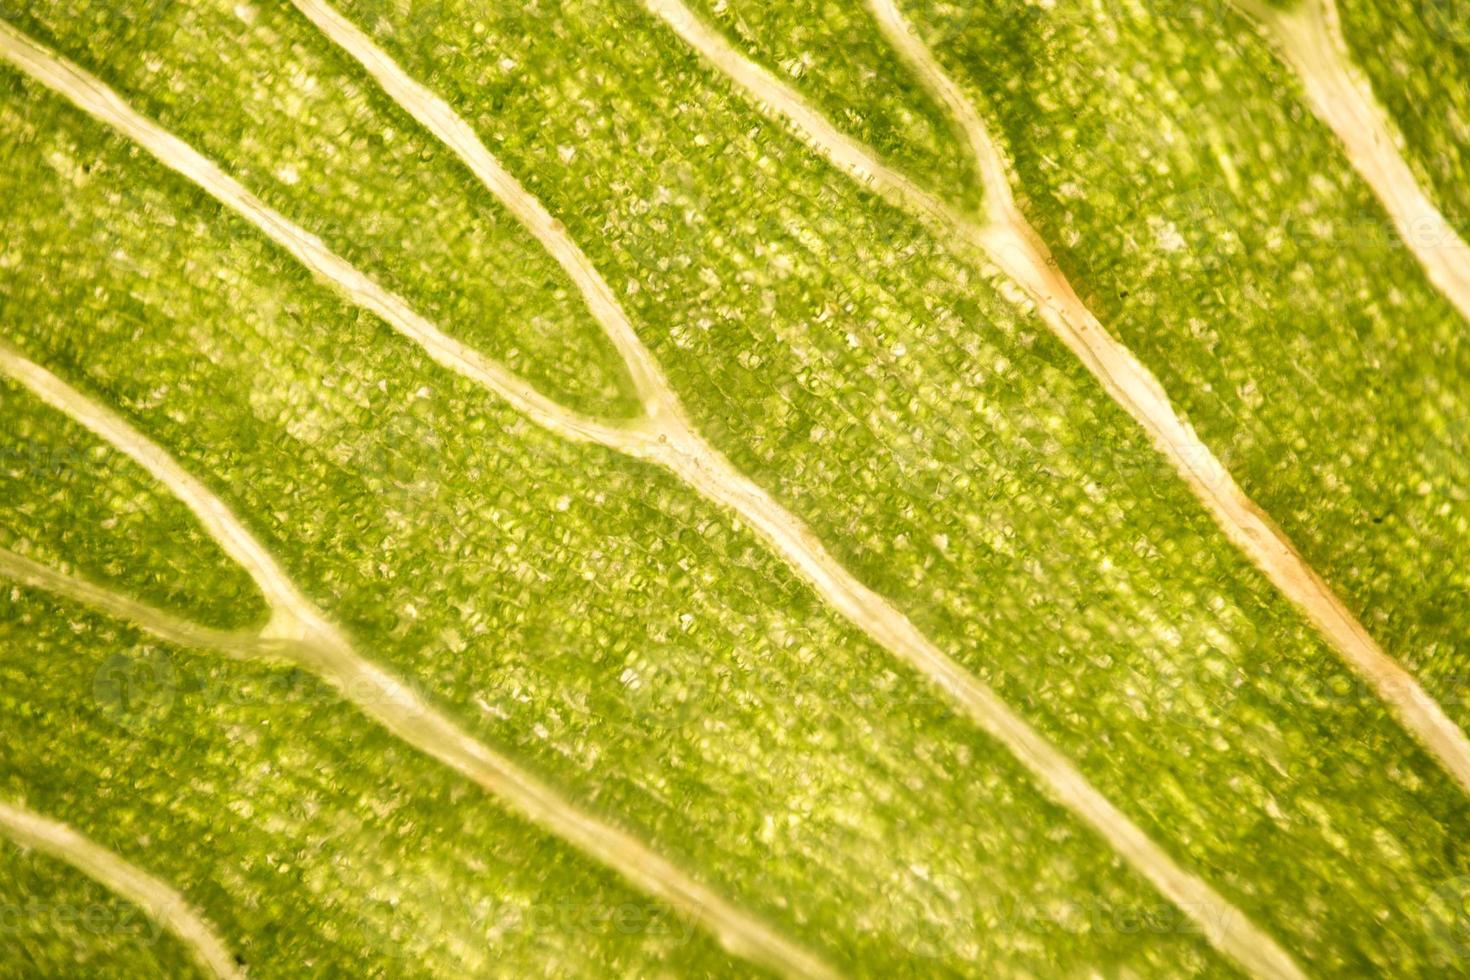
643;0;1470;821
0;345;837;980
0;12;1270;974
1;0;1465;972
271;5;1292;976
0;20;632;457
0;546;273;659
287;0;680;425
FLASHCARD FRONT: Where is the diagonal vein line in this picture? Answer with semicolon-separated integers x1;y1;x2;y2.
646;0;1470;814
862;0;1015;223
3;2;1288;971
0;26;840;974
0;20;632;456
644;0;984;240
287;0;678;423
0;552;839;980
0;546;273;659
273;4;1295;975
0;799;246;980
0;352;837;980
649;423;1301;980
0;343;315;638
860;0;1470;804
1227;0;1470;329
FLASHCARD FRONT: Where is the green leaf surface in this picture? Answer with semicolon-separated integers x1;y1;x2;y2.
0;0;1466;976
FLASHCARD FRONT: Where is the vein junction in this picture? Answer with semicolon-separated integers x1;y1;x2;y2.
2;4;1435;975
276;6;1314;975
644;0;1470;811
1;5;1313;977
0;345;836;980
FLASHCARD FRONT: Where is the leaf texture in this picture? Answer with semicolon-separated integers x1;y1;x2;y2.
0;0;1467;976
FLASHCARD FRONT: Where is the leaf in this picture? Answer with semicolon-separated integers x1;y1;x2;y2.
0;0;1466;976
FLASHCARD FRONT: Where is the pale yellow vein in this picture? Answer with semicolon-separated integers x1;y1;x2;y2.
0;799;246;980
647;0;1470;816
281;5;1293;976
